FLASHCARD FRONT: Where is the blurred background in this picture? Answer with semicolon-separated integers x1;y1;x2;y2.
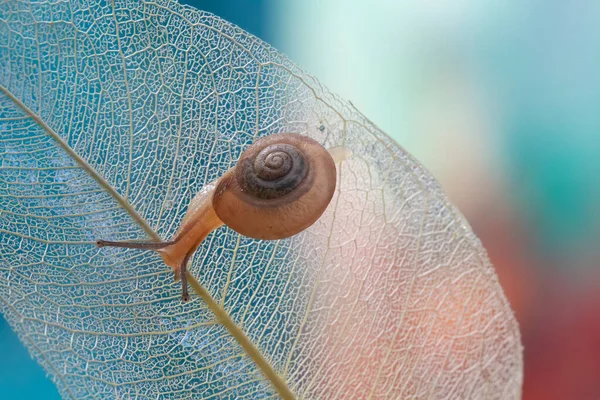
1;1;598;398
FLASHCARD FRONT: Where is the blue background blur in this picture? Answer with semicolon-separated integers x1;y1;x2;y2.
2;1;599;399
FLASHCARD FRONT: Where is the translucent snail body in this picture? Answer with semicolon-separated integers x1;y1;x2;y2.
97;133;345;301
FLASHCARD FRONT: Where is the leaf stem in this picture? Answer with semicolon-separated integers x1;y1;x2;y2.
187;272;296;400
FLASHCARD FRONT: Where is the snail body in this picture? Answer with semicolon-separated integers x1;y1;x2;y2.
97;133;345;301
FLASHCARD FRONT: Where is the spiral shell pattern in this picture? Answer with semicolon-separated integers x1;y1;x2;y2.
237;143;308;200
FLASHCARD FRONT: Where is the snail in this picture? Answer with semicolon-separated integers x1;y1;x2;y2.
97;133;349;302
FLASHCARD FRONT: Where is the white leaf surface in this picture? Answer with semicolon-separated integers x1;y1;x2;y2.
0;0;522;398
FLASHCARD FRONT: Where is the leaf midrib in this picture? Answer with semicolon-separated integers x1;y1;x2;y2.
0;83;296;400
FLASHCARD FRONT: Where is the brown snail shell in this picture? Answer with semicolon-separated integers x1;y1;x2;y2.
213;133;336;240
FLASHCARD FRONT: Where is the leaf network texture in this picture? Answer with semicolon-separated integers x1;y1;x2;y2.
0;0;523;399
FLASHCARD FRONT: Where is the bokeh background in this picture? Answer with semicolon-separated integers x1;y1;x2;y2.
1;1;599;398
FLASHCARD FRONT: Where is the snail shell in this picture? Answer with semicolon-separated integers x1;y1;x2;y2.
213;133;337;240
